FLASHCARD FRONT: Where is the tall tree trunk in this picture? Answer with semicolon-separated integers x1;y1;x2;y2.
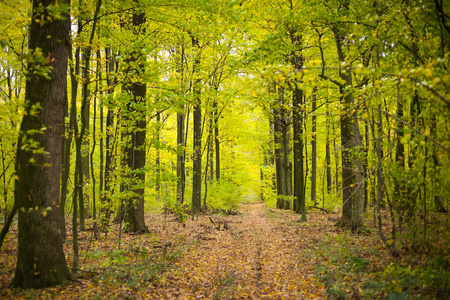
156;112;161;202
293;85;306;220
311;87;318;206
325;109;332;194
273;103;284;208
79;48;90;229
177;110;185;204
60;42;80;238
272;85;292;209
12;0;71;287
101;47;116;231
213;100;220;181
333;21;365;230
203;111;214;209
191;35;202;218
122;11;147;233
176;42;186;204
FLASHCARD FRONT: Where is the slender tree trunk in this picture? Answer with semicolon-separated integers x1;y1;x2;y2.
156;112;161;202
213;100;220;181
78;0;102;230
363;112;370;212
177;110;185;204
311;87;318;206
60;20;81;240
101;47;116;231
0;202;17;250
80;47;91;228
191;35;202;218
273;103;284;208
203;111;214;209
176;42;186;204
12;0;71;287
78;47;89;232
325;109;332;194
293;84;306;220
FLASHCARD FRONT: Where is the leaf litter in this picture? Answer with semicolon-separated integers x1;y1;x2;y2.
1;201;445;299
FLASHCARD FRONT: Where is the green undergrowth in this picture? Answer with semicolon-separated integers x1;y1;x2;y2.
76;239;192;290
206;181;242;210
314;232;450;299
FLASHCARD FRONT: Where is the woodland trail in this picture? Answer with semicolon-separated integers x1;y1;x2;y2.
0;202;343;299
147;202;328;299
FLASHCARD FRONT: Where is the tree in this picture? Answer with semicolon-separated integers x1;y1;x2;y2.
121;9;148;233
191;34;202;217
12;0;71;288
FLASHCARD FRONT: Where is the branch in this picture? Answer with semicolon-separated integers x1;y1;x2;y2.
319;74;344;88
376;107;450;154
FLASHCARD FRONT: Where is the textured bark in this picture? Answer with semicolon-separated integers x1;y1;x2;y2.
122;11;147;233
12;0;71;287
272;86;291;210
333;20;365;230
290;31;306;220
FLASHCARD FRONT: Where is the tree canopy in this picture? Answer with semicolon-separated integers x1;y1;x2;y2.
0;0;449;296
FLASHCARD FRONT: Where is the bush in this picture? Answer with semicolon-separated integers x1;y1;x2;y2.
207;181;242;210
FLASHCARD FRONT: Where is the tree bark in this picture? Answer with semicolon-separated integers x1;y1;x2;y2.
12;0;71;287
293;85;306;220
332;21;365;230
176;41;186;204
156;112;161;202
325;109;332;194
122;11;147;233
311;87;318;206
101;47;116;231
213;100;220;181
191;35;202;218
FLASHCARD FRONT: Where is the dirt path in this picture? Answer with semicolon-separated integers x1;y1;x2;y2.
148;202;327;299
0;201;334;299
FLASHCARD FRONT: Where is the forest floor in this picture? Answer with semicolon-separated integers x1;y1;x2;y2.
1;201;449;299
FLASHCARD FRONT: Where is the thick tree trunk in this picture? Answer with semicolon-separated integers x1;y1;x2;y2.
12;0;71;287
122;11;147;233
333;23;365;230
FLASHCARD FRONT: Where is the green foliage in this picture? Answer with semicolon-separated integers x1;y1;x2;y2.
315;232;450;299
206;181;242;210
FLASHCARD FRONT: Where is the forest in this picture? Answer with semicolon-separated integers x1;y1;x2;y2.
0;0;449;298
